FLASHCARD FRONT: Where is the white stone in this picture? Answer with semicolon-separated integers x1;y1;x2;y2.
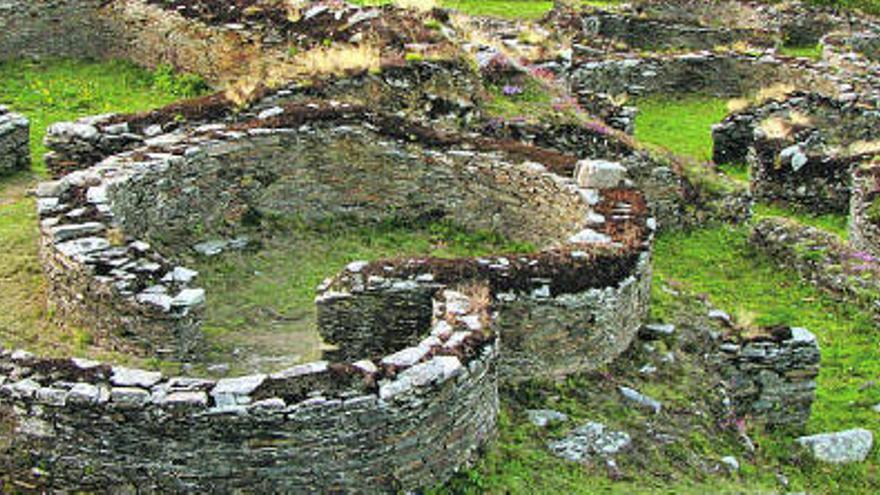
136;292;173;312
47;122;98;141
346;260;370;273
161;391;209;407
111;367;162;388
789;327;817;345
527;409;569;427
50;222;105;242
382;345;431;368
548;421;631;462
4;379;40;399
258;106;285;119
211;374;266;407
171;288;206;308
720;456;740;472
111;387;151;407
574;159;627;189
55;237;110;258
67;383;100;404
569;228;612;245
379;356;464;400
269;361;328;380
619;386;662;414
86;186;108;204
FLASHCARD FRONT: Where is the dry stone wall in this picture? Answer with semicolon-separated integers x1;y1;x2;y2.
581;11;775;51
850;160;880;257
0;106;29;176
317;186;653;382
717;327;820;430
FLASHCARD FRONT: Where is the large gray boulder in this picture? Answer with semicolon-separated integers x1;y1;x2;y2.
796;428;874;464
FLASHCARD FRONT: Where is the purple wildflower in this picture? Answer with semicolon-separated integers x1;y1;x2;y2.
502;85;523;97
850;251;878;263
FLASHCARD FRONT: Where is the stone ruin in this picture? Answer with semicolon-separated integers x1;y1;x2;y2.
9;96;656;489
3;0;877;489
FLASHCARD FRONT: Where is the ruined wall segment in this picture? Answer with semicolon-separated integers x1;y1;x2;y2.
717;326;820;430
0;106;29;176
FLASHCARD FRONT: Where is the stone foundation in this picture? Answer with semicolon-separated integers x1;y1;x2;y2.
36;101;654;372
849;160;880;257
718;326;820;431
0;106;29;175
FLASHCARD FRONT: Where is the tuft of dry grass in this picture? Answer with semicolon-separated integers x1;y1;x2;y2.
849;140;880;156
787;110;813;127
727;97;750;113
758;116;794;140
755;83;796;105
293;44;382;77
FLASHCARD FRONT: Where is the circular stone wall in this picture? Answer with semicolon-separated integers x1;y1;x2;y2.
23;103;653;490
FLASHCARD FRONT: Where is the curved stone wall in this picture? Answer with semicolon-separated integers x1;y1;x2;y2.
850;160;880;257
25;102;654;490
317;188;653;382
0;288;498;492
36;103;654;368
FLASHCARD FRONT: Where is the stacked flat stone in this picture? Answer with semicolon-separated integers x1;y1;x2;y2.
0;105;29;175
0;289;498;491
43;115;146;178
718;327;820;430
711;91;868;166
36;161;206;357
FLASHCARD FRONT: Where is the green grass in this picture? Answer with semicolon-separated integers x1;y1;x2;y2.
193;220;535;375
442;0;554;19
0;59;205;173
0;58;207;363
778;44;823;60
755;203;850;239
634;95;730;162
351;0;554;19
